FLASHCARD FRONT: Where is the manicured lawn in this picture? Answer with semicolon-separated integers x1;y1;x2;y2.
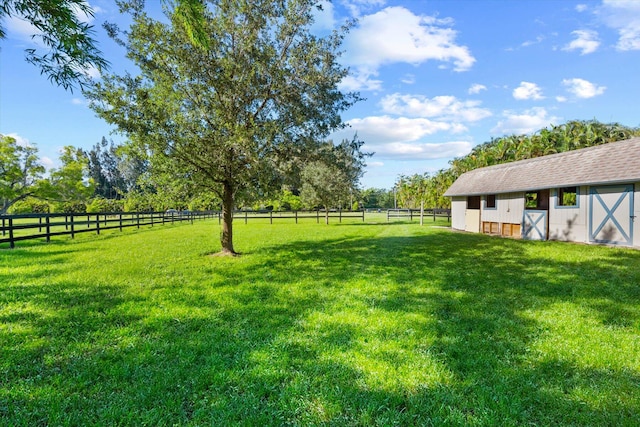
1;218;639;425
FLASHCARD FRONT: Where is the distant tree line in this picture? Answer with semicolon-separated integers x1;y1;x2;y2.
393;120;640;209
1;133;371;215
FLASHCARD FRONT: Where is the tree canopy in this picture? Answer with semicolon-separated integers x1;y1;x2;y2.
0;0;108;90
88;0;360;254
394;120;640;210
0;134;45;214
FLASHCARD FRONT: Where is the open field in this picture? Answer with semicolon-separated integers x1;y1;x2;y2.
1;219;639;425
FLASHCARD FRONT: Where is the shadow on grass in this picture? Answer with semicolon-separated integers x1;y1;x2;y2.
1;228;639;425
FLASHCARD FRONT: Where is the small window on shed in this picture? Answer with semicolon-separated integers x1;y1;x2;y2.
485;194;496;209
525;190;550;210
525;192;538;209
467;196;481;209
558;187;578;207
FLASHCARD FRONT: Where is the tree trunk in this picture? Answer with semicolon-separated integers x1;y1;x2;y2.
220;181;236;255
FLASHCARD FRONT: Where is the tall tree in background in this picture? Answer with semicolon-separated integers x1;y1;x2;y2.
0;134;45;213
0;0;108;90
300;160;350;224
299;136;370;220
86;137;128;199
88;0;359;254
44;146;95;203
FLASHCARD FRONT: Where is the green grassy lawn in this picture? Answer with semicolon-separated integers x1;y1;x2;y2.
1;218;638;426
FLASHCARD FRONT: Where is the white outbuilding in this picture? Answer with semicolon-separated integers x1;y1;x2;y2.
443;137;640;247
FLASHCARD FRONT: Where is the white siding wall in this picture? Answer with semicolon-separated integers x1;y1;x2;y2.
548;186;588;243
450;182;640;248
451;197;467;230
633;182;640;248
481;193;524;224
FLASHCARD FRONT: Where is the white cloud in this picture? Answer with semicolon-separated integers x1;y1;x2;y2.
5;15;42;42
5;133;51;168
401;74;415;84
343;6;475;90
339;70;382;91
468;84;487;95
81;64;101;80
6;132;32;147
72;3;96;24
562;78;606;98
600;0;640;51
40;156;55;169
341;0;387;18
556;96;568;103
576;4;588;13
491;108;559;136
6;3;98;42
562;30;600;55
371;140;473;160
311;0;336;32
380;93;492;122
367;161;385;167
343;116;467;146
332;115;472;161
513;82;544;100
521;35;545;48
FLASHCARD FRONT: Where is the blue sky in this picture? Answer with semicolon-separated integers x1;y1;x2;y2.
1;0;639;190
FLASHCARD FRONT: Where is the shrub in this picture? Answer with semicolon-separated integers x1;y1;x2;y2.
9;198;51;214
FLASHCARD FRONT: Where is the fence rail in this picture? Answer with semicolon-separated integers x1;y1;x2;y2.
0;211;217;249
229;209;365;224
387;208;451;222
1;208;444;249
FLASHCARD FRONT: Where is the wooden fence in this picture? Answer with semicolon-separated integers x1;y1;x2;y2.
0;211;216;249
387;208;451;223
228;209;365;224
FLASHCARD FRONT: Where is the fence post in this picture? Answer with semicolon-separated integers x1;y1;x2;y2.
362;209;365;222
295;211;298;224
137;213;140;229
39;216;43;232
316;209;319;224
420;201;424;226
70;214;75;239
65;215;69;230
339;208;342;223
433;208;436;222
96;214;100;235
245;210;248;224
8;217;14;249
46;214;51;243
87;214;91;228
119;213;123;232
2;217;5;236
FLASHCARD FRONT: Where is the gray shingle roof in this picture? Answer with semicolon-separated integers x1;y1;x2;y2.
444;137;640;197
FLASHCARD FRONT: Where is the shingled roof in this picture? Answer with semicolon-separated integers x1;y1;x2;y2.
444;137;640;197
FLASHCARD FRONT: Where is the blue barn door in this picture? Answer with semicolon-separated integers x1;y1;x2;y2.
589;185;634;246
522;210;548;240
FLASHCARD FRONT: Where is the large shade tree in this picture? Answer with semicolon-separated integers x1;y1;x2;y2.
88;0;359;254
